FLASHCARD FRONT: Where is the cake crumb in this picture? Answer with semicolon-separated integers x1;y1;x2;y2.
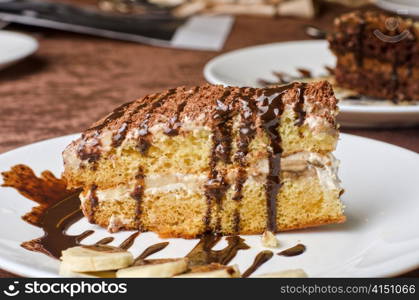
261;231;279;248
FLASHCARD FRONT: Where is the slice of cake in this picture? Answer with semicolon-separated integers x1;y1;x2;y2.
62;82;344;238
328;10;419;102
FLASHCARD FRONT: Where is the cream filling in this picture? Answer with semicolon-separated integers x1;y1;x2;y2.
79;152;342;204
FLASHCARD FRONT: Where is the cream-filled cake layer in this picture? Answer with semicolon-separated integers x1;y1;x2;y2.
63;82;345;237
79;152;343;235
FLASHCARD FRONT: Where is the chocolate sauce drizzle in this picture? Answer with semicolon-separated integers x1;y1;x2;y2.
29;194;93;258
294;83;307;126
163;87;198;136
204;90;233;233
78;101;133;162
135;242;169;261
1;165;94;258
164;101;187;136
82;244;126;253
88;184;98;223
137;88;177;153
278;243;306;257
186;235;250;267
242;250;273;278
77;135;101;164
116;98;153;152
110;89;178;154
119;232;140;250
232;88;257;233
130;167;145;230
257;84;294;231
95;237;114;245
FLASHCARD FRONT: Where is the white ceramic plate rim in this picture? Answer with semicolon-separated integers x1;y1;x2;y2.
204;40;419;114
0;30;39;67
376;0;419;16
0;133;419;278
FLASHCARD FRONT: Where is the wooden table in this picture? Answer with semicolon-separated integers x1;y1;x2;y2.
0;2;418;277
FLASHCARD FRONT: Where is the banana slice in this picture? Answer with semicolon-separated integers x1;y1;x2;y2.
116;258;188;278
175;263;241;278
61;245;133;272
254;269;308;278
59;261;116;278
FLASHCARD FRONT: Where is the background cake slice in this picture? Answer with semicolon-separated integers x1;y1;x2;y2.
63;82;344;238
328;10;419;102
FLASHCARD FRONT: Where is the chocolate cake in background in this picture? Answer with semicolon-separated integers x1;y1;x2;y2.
328;11;419;102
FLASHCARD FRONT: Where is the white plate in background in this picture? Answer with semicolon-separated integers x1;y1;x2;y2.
377;0;419;17
0;30;38;70
204;40;419;128
0;133;418;277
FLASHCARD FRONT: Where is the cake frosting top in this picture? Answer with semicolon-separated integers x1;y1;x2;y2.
80;81;337;149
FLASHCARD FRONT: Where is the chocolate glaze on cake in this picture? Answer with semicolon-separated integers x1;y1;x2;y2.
204;90;233;233
257;83;294;231
232;88;257;233
88;184;98;223
294;83;308;126
130;167;145;230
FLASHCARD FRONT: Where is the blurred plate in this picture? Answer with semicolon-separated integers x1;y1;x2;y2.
0;133;419;277
0;30;38;70
376;0;419;17
203;40;419;128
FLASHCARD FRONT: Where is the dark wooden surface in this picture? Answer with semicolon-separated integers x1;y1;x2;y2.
0;2;418;277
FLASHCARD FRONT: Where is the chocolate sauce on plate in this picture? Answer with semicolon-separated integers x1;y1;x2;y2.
135;242;169;261
186;235;250;267
278;243;306;257
242;250;273;278
95;237;114;245
1;165;93;258
119;231;140;250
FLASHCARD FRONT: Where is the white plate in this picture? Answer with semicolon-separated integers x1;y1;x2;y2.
0;134;418;277
204;40;419;128
0;30;38;70
377;0;419;17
